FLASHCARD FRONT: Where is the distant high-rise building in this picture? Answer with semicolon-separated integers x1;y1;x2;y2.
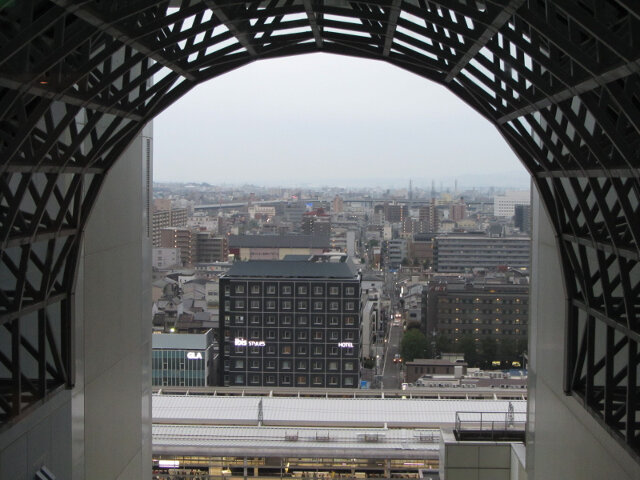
384;203;407;223
493;190;530;217
194;232;228;263
418;199;439;233
332;195;344;213
152;204;188;247
514;204;531;234
160;227;194;265
434;235;530;272
302;208;331;236
449;200;466;222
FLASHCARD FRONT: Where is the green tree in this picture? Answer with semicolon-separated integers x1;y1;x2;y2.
401;257;410;266
435;334;452;355
499;337;518;361
480;337;498;367
459;335;480;367
400;328;430;362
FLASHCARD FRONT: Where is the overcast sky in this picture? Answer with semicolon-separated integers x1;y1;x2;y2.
153;53;529;189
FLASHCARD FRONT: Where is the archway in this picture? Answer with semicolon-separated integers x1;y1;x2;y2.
0;0;638;464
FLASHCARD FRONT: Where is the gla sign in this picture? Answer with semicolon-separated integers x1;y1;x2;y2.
186;351;203;360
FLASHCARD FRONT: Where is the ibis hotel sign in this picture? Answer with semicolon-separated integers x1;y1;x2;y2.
235;337;266;347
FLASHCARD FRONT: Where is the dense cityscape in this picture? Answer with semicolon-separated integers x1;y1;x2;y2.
151;182;531;391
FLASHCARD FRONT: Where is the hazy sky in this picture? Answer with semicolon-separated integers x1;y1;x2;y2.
154;53;529;189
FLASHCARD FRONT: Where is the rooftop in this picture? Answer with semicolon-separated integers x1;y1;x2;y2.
152;332;212;350
229;234;330;249
223;260;358;279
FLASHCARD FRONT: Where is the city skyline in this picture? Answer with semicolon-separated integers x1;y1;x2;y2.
154;53;530;189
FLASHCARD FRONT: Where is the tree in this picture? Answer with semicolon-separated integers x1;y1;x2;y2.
400;328;430;362
459;335;480;367
480;337;498;368
401;257;410;266
499;337;518;361
435;334;452;356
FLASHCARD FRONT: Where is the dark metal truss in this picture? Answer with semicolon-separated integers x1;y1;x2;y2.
0;0;638;457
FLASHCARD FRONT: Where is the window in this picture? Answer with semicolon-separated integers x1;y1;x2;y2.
344;377;354;387
282;301;292;310
281;315;292;325
282;330;292;340
345;301;355;311
329;346;338;355
235;345;244;354
313;301;323;311
250;315;260;324
266;300;276;310
329;286;339;296
282;285;292;295
266;330;276;340
296;345;307;355
329;316;339;326
235;374;244;384
329;301;339;311
313;345;323;355
312;360;322;370
235;285;245;294
282;360;291;370
266;360;275;369
266;315;276;325
266;285;276;295
235;315;245;324
297;360;307;370
281;375;291;385
266;375;275;384
313;316;323;326
313;331;323;340
250;285;260;295
266;345;276;354
312;375;322;385
313;286;323;295
250;346;260;354
250;360;259;369
344;361;354;371
281;345;292;355
297;300;308;310
345;287;355;296
329;331;339;340
296;375;307;385
297;285;307;295
250;330;260;339
234;359;244;369
235;300;245;309
297;331;308;340
328;361;338;371
345;317;355;326
297;316;308;326
328;376;338;386
345;331;354;340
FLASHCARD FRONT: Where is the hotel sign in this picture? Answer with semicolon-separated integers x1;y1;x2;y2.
235;338;266;347
338;342;354;348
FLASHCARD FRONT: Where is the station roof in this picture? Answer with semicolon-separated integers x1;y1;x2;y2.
152;395;526;428
152;424;440;459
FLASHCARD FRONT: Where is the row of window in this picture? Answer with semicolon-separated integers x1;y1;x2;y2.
227;283;358;297
230;329;357;341
438;297;528;305
226;344;356;356
439;308;526;314
227;299;358;312
230;358;357;371
438;318;527;325
227;314;358;326
229;373;357;387
442;328;527;335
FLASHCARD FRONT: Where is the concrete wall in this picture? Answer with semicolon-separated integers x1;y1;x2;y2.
0;122;152;480
527;188;640;480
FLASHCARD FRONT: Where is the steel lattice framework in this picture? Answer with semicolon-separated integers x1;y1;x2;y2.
0;0;639;457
